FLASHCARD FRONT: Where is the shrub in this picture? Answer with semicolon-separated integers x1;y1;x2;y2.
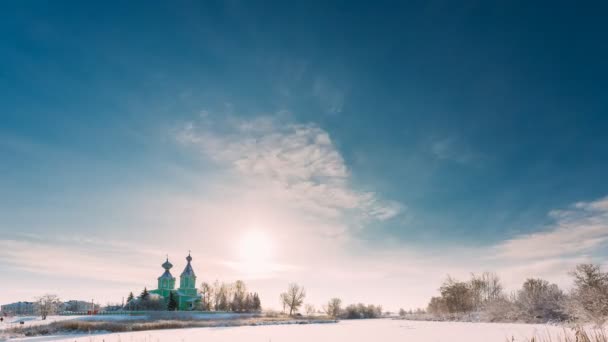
567;264;608;326
340;303;382;319
515;278;567;322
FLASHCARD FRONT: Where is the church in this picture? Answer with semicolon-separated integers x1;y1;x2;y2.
150;252;202;310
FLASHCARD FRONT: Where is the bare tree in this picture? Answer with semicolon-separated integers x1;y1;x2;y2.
323;298;342;318
470;272;503;310
516;278;565;322
35;294;61;320
213;281;231;311
232;280;247;312
305;304;316;316
200;282;214;311
280;293;288;313
440;276;474;314
568;264;608;326
280;283;306;316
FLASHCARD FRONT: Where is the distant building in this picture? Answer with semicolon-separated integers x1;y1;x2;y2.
62;300;95;313
1;301;36;315
150;252;202;310
103;304;123;312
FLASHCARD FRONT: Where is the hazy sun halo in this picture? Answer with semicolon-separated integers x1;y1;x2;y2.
238;230;274;264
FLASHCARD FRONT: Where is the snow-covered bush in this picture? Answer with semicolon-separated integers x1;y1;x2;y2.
480;296;519;322
425;272;570;323
566;264;608;326
515;278;567;322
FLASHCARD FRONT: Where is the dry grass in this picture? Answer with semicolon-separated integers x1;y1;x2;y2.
5;315;337;338
513;327;608;342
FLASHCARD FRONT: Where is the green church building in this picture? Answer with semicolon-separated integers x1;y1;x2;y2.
150;252;202;310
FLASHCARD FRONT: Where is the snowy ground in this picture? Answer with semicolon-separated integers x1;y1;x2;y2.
6;318;602;342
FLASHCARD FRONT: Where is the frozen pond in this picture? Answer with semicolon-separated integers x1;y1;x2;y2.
7;318;594;342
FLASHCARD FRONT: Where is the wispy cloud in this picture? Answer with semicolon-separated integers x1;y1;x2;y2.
177;114;402;222
493;196;608;260
312;77;345;114
430;137;479;165
0;237;155;284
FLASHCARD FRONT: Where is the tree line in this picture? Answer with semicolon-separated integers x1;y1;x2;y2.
279;283;383;319
422;264;608;326
124;279;262;312
199;280;261;312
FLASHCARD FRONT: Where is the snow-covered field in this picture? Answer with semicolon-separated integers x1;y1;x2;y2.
6;318;601;342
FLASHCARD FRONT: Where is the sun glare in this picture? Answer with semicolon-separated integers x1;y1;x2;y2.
238;230;274;264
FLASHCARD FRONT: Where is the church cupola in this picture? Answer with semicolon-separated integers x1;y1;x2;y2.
162;258;173;270
157;256;176;292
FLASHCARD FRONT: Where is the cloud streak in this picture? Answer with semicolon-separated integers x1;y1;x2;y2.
0;237;155;284
177;114;402;223
431;137;480;165
493;196;608;260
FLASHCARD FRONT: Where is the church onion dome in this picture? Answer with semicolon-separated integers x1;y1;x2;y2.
162;257;173;270
181;252;196;277
159;256;175;279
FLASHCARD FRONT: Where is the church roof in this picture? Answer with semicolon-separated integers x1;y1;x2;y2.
180;252;196;277
159;269;175;279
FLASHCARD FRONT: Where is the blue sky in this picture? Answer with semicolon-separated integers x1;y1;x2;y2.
1;1;608;309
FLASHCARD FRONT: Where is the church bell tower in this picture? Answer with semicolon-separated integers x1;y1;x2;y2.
156;256;176;297
179;252;197;293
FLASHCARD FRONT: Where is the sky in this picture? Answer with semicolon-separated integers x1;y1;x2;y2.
1;1;608;311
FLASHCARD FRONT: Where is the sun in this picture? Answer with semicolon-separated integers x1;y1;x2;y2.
238;230;274;264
